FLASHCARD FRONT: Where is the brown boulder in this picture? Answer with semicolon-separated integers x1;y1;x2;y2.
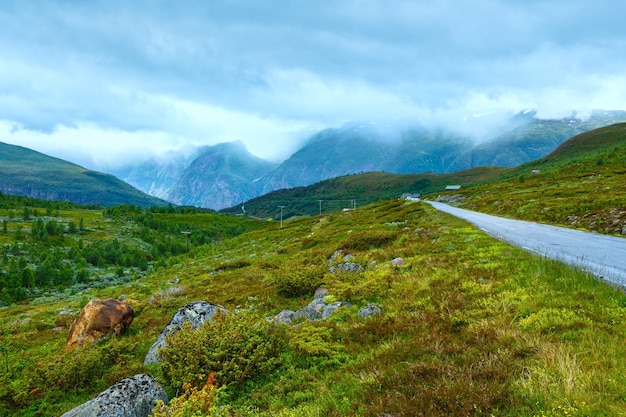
66;298;135;350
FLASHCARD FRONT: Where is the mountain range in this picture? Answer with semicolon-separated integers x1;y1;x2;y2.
110;110;626;210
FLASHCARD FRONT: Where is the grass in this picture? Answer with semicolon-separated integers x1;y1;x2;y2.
1;199;625;416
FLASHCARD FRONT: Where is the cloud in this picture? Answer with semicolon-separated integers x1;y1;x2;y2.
1;0;626;167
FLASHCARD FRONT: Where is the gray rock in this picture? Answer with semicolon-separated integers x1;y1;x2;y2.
328;249;345;265
390;257;406;267
314;287;329;299
358;303;382;319
294;305;323;321
144;301;228;365
322;301;345;320
329;262;364;274
273;310;296;325
60;374;167;417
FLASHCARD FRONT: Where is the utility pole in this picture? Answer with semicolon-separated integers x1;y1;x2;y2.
181;231;191;255
278;206;285;228
317;200;323;216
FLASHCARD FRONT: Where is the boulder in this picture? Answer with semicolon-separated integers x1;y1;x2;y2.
60;374;167;417
144;301;228;365
358;303;382;319
66;298;134;350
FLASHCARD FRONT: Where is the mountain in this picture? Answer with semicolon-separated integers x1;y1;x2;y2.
166;141;278;210
223;121;626;222
261;125;392;192
0;141;168;208
103;110;626;210
111;147;207;200
448;110;626;170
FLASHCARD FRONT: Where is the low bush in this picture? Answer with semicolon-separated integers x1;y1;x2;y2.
158;311;286;392
274;264;326;297
342;229;398;251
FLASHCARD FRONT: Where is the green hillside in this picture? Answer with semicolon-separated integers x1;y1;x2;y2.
454;123;626;235
221;167;504;219
0;142;169;208
1;196;625;416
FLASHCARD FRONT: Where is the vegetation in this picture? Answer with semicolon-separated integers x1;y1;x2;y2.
0;141;168;208
0;124;624;415
451;123;626;235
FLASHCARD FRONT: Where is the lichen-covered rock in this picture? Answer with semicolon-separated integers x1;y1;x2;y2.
60;374;167;417
358;303;382;319
66;298;134;350
144;300;228;365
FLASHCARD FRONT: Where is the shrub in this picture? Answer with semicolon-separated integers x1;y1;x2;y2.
342;229;397;251
158;311;285;391
274;264;326;297
152;374;231;417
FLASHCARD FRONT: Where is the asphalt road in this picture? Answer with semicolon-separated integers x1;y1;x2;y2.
426;201;626;289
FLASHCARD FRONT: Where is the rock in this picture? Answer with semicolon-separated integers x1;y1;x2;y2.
329;262;364;274
390;257;406;267
358;303;382;319
60;374;167;417
328;249;345;265
294;305;323;321
322;301;345;320
144;301;228;365
314;287;329;299
273;310;296;325
66;299;135;350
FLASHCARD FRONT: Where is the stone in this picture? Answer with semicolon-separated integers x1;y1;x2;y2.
313;287;329;299
66;299;134;351
60;374;167;417
390;257;406;267
322;301;345;320
358;303;382;319
144;301;228;365
273;310;296;325
293;305;323;321
329;262;365;274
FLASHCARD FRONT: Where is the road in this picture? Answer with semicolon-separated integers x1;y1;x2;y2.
426;201;626;289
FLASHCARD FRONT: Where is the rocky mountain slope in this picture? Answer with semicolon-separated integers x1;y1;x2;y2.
166;141;278;209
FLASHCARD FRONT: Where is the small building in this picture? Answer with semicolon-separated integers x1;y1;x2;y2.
401;193;422;201
444;185;461;191
531;170;541;175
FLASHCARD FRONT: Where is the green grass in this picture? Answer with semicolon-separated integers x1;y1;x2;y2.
1;199;625;416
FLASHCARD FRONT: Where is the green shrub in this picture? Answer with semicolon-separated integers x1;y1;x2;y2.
274;264;326;297
342;229;397;251
159;311;285;391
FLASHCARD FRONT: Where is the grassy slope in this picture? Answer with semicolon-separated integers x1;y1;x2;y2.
1;198;625;416
0;142;168;208
221;167;504;219
453;123;626;235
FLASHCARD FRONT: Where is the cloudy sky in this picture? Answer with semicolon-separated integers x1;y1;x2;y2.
1;0;625;168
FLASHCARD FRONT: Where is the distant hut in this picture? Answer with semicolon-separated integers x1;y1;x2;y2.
444;185;461;191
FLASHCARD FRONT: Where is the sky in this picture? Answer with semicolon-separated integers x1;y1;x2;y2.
1;0;626;169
